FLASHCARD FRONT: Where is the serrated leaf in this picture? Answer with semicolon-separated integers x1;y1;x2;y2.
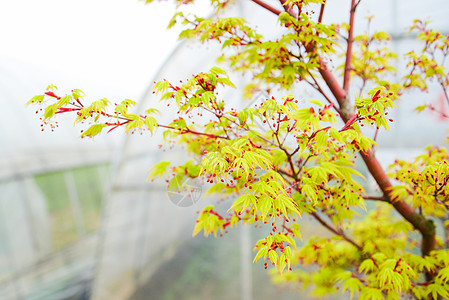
81;124;107;138
269;250;279;266
253;246;269;262
43;104;57;120
27;94;45;105
147;161;171;181
144;116;158;134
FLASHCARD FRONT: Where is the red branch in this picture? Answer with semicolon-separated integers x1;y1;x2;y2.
318;3;325;23
56;107;79;114
360;150;435;257
45;91;61;100
311;212;362;250
343;0;356;93
279;0;297;17
158;124;228;140
250;0;282;15
319;66;352;120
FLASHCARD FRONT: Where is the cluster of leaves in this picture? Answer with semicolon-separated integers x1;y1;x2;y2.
27;0;449;299
389;146;449;218
404;20;449;93
27;86;159;137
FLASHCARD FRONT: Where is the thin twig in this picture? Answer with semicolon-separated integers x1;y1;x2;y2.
250;0;282;15
439;82;449;107
307;70;343;116
362;195;389;202
311;211;362;250
318;3;325;23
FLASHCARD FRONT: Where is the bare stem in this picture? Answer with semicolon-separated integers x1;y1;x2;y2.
440;82;449;107
318;3;326;23
362;195;388;202
250;0;282;15
311;211;362;250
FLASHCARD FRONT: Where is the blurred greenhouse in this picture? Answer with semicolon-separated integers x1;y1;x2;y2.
1;0;448;299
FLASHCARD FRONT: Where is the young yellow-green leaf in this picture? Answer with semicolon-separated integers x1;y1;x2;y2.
192;219;205;237
147;161;171;181
81;124;107;138
415;105;427;113
426;283;449;300
229;194;256;213
46;84;57;91
253;246;269;262
43;104;57;120
258;195;272;221
278;253;287;274
359;258;378;274
144;116;158;134
284;246;292;260
218;77;236;88
27;94;45;105
342;277;363;300
269;250;279;267
72;89;84;99
91;98;110;112
57;95;72;107
303;184;318;204
145;108;160;115
278;194;301;217
276;233;296;248
308;99;325;107
210;66;228;76
125;119;144;133
437;267;449;284
360;287;384;300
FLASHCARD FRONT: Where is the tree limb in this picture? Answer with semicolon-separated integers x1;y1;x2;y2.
250;0;282;15
311;211;362;250
363;195;389;202
318;2;326;23
343;0;356;93
360;149;436;258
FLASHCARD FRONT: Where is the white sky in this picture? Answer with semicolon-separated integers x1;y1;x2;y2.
0;0;188;99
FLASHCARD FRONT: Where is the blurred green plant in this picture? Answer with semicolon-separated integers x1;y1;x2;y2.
35;165;106;249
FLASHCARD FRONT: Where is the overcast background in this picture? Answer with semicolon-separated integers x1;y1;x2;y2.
0;0;187;100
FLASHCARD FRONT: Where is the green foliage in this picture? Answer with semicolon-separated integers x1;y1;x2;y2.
27;1;449;299
388;146;449;217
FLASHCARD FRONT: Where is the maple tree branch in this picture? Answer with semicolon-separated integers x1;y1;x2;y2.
158;124;229;140
306;70;342;115
343;0;356;93
279;0;298;18
440;82;449;107
318;3;325;23
250;0;282;15
311;212;362;250
362;195;389;202
319;66;353;121
360;149;436;259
